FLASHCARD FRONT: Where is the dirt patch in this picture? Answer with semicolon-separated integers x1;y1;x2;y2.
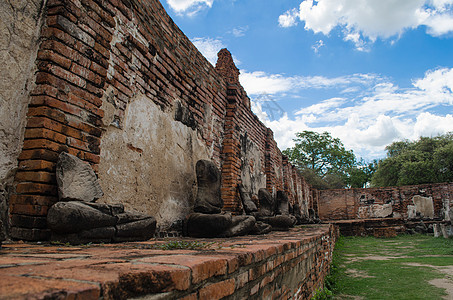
345;268;375;278
382;240;424;244
429;279;453;300
422;255;453;258
404;263;453;277
345;255;409;263
334;294;365;300
404;263;453;299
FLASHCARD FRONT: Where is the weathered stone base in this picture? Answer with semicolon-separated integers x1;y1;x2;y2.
10;227;51;241
0;224;336;300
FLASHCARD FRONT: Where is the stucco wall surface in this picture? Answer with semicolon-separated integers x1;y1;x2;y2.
99;93;212;231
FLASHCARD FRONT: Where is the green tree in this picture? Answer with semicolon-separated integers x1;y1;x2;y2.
283;131;355;176
283;131;367;189
434;142;453;182
371;133;453;187
385;140;411;157
347;160;378;188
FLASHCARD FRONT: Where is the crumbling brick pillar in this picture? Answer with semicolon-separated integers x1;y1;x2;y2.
216;49;245;213
9;0;109;240
220;88;243;212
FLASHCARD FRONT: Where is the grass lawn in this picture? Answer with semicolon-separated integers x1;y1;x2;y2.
326;234;453;300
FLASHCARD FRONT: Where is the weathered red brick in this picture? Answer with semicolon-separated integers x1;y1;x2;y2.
10;204;49;216
22;139;67;153
24;128;67;144
80;0;115;28
18;149;59;162
37;49;72;70
18;160;55;172
179;293;197;300
10;194;57;206
15;171;55;184
16;182;57;196
198;279;235;300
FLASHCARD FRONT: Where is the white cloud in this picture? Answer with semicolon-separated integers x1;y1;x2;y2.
311;39;325;53
247;67;453;159
413;68;453;99
343;30;369;52
431;0;453;10
296;97;345;115
240;71;295;95
231;26;249;37
278;8;299;27
341;87;360;94
412;112;453;137
166;0;213;16
279;0;453;49
424;13;453;36
191;37;225;65
191;37;241;66
240;71;382;95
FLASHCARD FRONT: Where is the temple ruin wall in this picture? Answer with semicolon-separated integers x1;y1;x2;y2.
4;0;315;240
2;0;451;241
318;182;453;222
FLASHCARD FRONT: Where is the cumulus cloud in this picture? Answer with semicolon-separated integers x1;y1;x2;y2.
246;67;453;159
278;8;299;27
279;0;453;49
413;67;453;99
166;0;213;16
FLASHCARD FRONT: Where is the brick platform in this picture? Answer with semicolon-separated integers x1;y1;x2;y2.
327;218;405;237
327;218;450;237
0;225;336;300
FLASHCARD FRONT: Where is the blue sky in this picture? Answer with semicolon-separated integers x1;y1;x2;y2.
161;0;453;161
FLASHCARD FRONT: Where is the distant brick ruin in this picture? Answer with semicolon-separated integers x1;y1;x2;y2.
0;0;451;242
319;183;453;236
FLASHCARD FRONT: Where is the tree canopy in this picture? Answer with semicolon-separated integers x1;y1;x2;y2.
371;133;453;187
283;131;372;189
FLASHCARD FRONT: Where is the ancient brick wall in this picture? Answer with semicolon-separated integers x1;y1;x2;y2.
319;182;453;222
0;0;47;240
215;49;310;214
6;0;313;240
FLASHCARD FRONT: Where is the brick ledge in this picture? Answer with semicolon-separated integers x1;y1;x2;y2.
0;224;336;300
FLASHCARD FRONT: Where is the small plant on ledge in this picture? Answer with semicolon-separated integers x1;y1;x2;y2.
151;240;218;250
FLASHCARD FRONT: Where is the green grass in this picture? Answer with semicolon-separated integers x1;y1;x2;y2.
326;234;453;300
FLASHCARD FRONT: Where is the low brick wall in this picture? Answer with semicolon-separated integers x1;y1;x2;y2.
328;218;406;237
318;183;453;221
0;225;336;299
319;183;453;237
